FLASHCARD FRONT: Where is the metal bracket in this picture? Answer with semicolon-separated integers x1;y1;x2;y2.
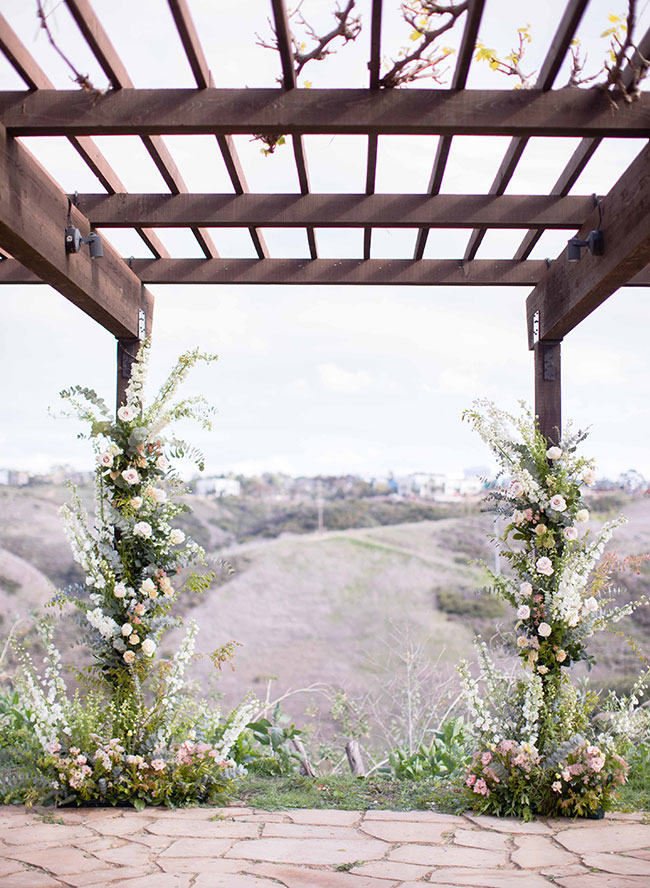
532;310;540;345
543;347;556;381
138;309;146;340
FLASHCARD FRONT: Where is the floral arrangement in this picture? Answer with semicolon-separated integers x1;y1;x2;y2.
458;400;648;818
8;342;256;808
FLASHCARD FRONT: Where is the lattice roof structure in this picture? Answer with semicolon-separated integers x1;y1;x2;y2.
0;0;649;442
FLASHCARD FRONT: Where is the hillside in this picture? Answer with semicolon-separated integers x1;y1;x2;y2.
2;483;650;738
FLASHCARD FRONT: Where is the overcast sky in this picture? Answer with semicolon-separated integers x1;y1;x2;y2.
1;0;649;480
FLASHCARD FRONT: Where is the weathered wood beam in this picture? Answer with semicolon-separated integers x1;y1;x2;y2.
2;88;649;137
526;141;650;346
5;257;650;287
73;192;596;229
0;124;152;338
65;0;218;259
271;0;318;259
363;0;383;260
534;340;562;444
514;25;650;261
0;13;168;258
166;0;268;259
413;0;486;260
463;0;589;261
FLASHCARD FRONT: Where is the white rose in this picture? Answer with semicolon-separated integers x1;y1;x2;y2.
99;451;114;467
140;578;156;594
517;605;530;619
546;446;562;460
148;587;159;599
536;556;554;576
583;596;599;613
113;582;127;599
131;496;143;510
510;481;523;496
152;488;167;504
141;638;156;656
550;494;567;512
512;510;524;525
556;649;567;663
129;634;140;645
133;521;152;539
582;468;597;486
122;468;140;485
157;456;169;471
121;623;133;636
516;636;528;648
563;526;578;541
519;581;533;597
123;650;136;665
538;622;552;637
169;529;185;545
576;509;590;523
117;405;136;422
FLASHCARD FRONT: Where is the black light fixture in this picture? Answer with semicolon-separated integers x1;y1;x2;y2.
65;193;103;259
567;194;604;262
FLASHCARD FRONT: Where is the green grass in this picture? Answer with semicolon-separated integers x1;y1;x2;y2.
232;774;468;814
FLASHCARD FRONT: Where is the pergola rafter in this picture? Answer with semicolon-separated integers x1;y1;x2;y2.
0;0;648;431
64;0;220;260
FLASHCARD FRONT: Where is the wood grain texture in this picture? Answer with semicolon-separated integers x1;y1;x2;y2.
1;88;648;137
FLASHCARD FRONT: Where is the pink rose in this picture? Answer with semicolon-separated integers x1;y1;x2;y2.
536;557;554;576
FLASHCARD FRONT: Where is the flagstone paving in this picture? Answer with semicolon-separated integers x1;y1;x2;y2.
0;805;649;887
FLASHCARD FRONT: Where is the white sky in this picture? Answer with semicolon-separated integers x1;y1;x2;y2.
1;0;649;480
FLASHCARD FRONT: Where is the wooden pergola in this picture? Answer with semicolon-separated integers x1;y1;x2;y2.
1;0;649;442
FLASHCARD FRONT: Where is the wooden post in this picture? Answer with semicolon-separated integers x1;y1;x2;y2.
534;339;562;444
345;740;366;777
116;337;140;410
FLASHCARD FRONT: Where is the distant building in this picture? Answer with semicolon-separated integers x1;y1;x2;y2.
194;476;241;497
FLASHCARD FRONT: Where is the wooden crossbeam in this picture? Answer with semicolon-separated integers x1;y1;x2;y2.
0;13;168;259
64;0;218;259
271;0;318;259
363;0;383;260
413;0;486;260
72;192;597;229
526;142;650;346
463;0;589;261
2;87;648;138
166;0;268;259
514;26;650;261
4;257;650;287
0;123;152;337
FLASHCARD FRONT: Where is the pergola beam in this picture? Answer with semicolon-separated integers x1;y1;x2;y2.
463;0;589;261
65;0;219;259
74;192;597;229
0;13;169;259
413;0;486;260
514;26;650;261
4;257;650;288
0;123;152;338
527;141;650;346
2;88;649;138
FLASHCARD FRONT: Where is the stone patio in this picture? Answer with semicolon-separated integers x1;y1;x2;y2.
1;805;649;887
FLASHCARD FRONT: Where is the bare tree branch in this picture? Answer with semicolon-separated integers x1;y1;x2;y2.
598;0;649;104
35;0;100;94
380;0;469;88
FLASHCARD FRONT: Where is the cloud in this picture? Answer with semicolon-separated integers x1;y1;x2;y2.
317;363;372;393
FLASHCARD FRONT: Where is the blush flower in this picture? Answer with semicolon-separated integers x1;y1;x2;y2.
538;622;552;637
131;496;143;510
157;456;170;471
123;650;135;665
98;451;114;467
169;528;185;545
140;578;156;595
583;596;599;613
122;468;140;486
141;638;156;656
133;521;152;539
536;557;554;576
582;468;597;486
113;582;127;599
576;508;590;523
117;405;136;422
563;526;578;541
519;581;533;597
546;446;562;460
517;605;530;619
550;494;567;512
